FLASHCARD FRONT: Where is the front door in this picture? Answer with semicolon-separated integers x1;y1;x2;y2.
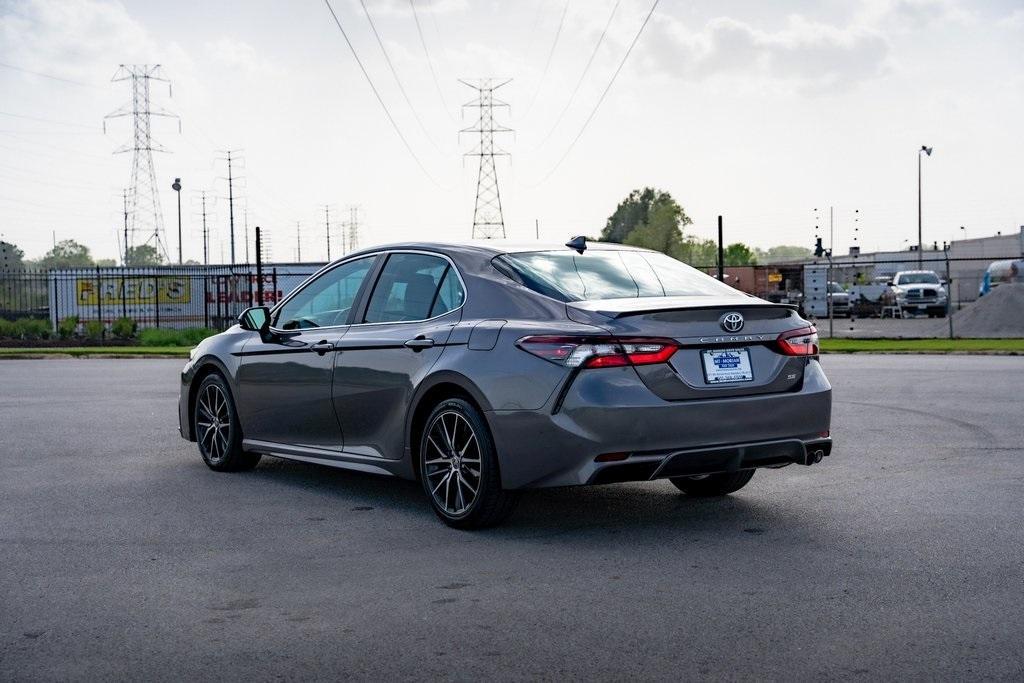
235;255;379;451
332;252;466;460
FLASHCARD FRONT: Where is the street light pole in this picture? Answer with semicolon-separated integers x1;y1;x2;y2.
171;178;182;264
917;146;932;268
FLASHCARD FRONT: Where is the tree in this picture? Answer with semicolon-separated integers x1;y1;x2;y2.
601;187;691;244
94;258;117;267
36;239;93;269
623;201;685;255
124;244;164;266
675;237;719;267
0;240;25;271
754;245;812;264
723;243;758;266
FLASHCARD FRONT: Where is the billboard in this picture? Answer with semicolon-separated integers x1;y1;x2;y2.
49;264;321;330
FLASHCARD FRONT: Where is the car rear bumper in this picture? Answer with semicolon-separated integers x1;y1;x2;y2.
486;359;832;489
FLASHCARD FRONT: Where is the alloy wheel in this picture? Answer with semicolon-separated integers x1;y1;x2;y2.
196;383;231;462
423;410;482;516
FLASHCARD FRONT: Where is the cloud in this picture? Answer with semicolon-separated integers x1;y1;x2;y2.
352;0;467;18
205;37;283;79
998;9;1024;29
642;13;890;90
0;0;192;86
858;0;976;28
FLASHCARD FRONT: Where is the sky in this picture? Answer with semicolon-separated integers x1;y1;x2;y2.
0;0;1022;264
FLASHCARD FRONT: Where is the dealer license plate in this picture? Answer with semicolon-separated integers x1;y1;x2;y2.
702;348;754;384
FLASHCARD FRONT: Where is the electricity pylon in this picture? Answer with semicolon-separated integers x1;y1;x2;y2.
461;78;512;239
104;64;179;262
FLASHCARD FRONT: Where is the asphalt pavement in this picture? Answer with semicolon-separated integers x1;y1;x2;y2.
1;356;1022;681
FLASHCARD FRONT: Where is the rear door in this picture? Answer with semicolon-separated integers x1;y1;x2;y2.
332;252;465;460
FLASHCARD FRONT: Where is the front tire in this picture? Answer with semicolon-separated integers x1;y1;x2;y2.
194;373;260;472
419;398;517;529
670;470;755;496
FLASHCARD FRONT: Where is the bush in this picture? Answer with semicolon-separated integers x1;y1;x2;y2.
57;316;80;339
110;317;137;339
83;320;105;341
0;318;14;338
11;318;51;340
138;327;218;347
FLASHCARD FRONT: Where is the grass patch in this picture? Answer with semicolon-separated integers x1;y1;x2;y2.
0;346;189;358
138;327;218;347
820;338;1024;354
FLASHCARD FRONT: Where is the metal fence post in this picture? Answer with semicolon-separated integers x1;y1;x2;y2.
121;272;127;320
272;268;278;307
203;275;209;329
153;275;160;328
95;266;103;337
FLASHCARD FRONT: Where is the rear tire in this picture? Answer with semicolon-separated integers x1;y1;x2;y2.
194;373;260;472
670;470;755;496
419;398;518;529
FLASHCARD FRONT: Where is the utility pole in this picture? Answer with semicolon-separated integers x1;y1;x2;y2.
535;218;539;240
104;64;179;263
171;177;182;263
217;150;243;264
918;145;933;268
325;205;332;261
461;78;512;239
201;191;209;266
296;221;302;262
243;207;250;264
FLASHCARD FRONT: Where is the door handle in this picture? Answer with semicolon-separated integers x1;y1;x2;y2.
310;340;335;355
404;337;435;350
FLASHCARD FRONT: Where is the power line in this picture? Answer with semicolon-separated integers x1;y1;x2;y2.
0;110;101;130
322;0;443;187
539;0;621;146
524;0;570;116
0;61;103;88
410;0;456;123
530;0;660;185
359;0;444;153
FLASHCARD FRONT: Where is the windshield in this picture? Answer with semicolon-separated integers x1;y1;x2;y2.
828;283;846;293
495;249;740;302
896;273;940;285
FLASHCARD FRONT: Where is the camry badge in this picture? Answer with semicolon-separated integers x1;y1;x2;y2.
720;312;744;333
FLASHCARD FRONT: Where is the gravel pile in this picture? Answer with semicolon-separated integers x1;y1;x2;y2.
948;283;1024;337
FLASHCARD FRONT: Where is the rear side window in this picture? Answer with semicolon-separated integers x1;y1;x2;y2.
496;250;738;302
364;253;463;323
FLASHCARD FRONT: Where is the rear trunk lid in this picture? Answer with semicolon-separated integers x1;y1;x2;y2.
566;296;810;400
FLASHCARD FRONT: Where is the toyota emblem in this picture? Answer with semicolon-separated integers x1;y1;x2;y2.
720;312;744;333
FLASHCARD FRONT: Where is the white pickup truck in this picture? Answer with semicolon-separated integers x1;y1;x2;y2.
889;270;948;318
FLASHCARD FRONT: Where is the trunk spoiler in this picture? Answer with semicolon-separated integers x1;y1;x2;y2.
567;296;797;319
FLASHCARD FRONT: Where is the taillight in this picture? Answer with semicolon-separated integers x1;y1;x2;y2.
776;326;819;356
516;336;677;368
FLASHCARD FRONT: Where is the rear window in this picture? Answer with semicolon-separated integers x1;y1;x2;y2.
495;250;739;302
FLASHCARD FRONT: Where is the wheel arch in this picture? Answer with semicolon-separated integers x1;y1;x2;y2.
185;356;234;441
405;371;493;482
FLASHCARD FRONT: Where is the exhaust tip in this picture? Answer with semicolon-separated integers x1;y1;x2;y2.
812;449;824;463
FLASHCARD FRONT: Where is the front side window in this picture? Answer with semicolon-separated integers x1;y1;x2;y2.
364;253;462;323
274;257;374;330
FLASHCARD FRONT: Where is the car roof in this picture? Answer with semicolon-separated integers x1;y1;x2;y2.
340;240;652;260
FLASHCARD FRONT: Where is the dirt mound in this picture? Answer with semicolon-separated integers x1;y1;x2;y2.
948;283;1024;337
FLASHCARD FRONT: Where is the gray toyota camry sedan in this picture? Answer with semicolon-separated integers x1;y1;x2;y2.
179;240;832;528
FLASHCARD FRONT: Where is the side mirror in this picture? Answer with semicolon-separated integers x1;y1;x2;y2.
239;306;270;334
886;281;894;287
